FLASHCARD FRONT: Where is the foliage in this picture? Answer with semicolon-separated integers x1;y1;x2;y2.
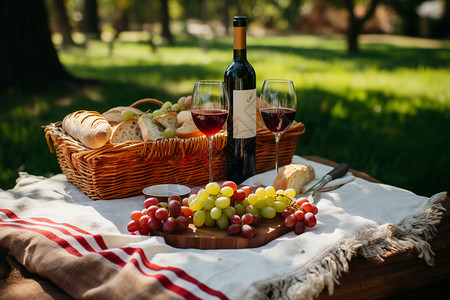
0;34;449;197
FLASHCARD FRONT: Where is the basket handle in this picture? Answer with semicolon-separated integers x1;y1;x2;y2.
130;98;164;108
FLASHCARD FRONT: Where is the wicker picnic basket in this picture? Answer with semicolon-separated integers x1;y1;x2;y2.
45;98;305;200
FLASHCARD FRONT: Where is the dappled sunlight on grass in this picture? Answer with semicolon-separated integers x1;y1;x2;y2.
1;34;449;196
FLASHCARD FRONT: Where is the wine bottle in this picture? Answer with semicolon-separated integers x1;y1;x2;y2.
224;16;256;184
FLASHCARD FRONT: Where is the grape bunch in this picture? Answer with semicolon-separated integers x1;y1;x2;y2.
126;194;193;235
282;197;318;235
227;213;258;239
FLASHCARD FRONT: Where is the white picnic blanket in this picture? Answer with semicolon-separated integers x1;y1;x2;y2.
0;156;446;300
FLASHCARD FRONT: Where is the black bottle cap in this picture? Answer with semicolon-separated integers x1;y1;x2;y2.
233;16;247;27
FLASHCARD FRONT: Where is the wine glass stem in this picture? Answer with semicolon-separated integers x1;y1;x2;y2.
209;135;213;182
274;133;281;174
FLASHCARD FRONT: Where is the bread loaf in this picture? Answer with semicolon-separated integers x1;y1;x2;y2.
62;110;112;149
110;119;143;144
175;119;204;139
153;112;178;131
102;106;143;126
138;114;165;141
273;164;315;193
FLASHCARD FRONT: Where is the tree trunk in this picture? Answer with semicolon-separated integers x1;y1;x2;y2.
445;0;450;37
343;0;379;53
81;0;101;39
160;0;173;44
53;0;75;47
221;0;230;35
147;0;157;52
0;0;74;91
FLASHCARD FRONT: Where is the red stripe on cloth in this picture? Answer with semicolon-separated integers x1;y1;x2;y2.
0;209;229;300
122;247;229;300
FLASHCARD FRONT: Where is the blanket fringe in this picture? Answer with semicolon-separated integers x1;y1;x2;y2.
246;192;447;300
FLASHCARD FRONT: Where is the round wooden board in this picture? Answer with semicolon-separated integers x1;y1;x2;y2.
151;216;292;249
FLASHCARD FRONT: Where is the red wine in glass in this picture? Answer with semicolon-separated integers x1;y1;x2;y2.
260;107;296;133
191;109;228;136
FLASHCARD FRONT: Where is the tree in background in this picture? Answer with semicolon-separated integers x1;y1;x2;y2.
160;0;173;44
0;0;74;91
81;0;101;39
52;0;75;47
343;0;380;52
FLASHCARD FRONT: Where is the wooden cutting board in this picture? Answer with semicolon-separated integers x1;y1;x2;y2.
151;216;292;249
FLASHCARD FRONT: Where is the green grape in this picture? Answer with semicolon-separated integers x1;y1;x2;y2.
261;206;276;219
159;202;168;208
188;194;197;205
246;204;259;216
205;182;221;195
164;128;175;138
265;186;276;197
189;197;203;211
255;187;266;199
223;206;236;219
177;97;186;108
216;214;229;230
247;193;258;205
171;103;180;112
204;211;215;227
273;200;287;213
121;109;135;120
285;188;296;198
276;189;286;196
242;198;250;207
255;198;266;209
220;186;234;198
203;196;215;210
234;203;245;216
265;196;275;207
152;110;164;117
198;189;210;201
162;101;173;109
210;207;222;220
193;210;206;227
215;196;230;209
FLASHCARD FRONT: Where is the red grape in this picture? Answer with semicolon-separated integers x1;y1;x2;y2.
163;217;177;233
241;224;254;239
130;210;143;221
222;181;237;191
296;197;309;207
301;202;313;213
284;215;296;228
148;217;161;230
138;225;150;235
233;189;246;202
294;220;305;235
227;223;241;236
168;200;182;215
241;186;253;197
147;205;159;218
304;212;317;227
282;209;291;219
241;213;253;225
294;210;305;220
176;216;189;231
180;206;193;218
311;204;319;215
127;220;140;232
141;208;148;215
155;207;169;221
251;214;259;226
181;198;189;207
230;215;241;225
139;215;150;226
169;195;182;202
144;197;159;208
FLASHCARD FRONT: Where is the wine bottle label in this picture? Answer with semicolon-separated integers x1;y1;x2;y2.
233;89;256;138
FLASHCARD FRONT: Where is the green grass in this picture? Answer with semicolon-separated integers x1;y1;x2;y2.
1;34;449;197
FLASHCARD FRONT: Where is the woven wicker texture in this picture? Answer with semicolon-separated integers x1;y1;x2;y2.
45;99;304;200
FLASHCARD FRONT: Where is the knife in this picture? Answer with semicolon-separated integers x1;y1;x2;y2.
301;163;349;203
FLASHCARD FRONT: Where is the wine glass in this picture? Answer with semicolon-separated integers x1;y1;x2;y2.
191;80;229;182
259;79;297;174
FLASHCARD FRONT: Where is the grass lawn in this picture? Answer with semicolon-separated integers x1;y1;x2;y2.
1;33;449;197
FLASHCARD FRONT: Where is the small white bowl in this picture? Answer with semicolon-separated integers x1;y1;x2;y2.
143;184;191;202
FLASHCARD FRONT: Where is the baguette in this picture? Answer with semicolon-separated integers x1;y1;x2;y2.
62;110;112;149
273;164;315;193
